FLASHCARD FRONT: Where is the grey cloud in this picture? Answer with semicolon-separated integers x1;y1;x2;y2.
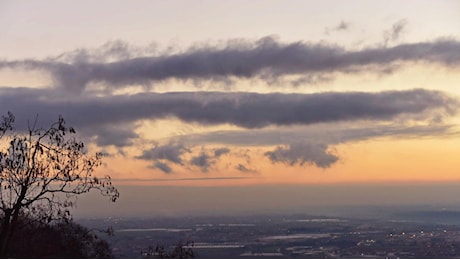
265;143;339;168
180;124;453;147
335;21;350;31
214;147;230;157
325;21;350;35
152;161;172;174
384;19;407;47
136;145;230;174
190;152;214;172
190;147;231;172
84;125;139;148
2;37;460;92
235;164;256;173
0;88;455;131
53;40;156;64
136;142;192;173
135;143;190;165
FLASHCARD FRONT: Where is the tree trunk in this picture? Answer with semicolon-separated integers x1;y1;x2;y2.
0;188;26;257
0;208;22;258
0;211;12;257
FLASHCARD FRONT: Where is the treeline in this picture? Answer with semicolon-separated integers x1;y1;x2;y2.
3;216;113;258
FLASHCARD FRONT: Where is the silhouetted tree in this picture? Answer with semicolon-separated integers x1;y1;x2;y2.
0;112;14;139
0;113;119;257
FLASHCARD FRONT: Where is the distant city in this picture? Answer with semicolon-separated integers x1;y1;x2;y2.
78;206;460;258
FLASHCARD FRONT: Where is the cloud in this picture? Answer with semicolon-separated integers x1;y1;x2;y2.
179;123;456;168
214;147;230;157
2;37;460;92
136;142;190;165
0;88;455;132
181;124;454;147
265;143;339;168
190;147;231;172
85;125;139;148
325;21;350;35
152;161;172;174
135;144;231;174
141;122;455;171
383;19;407;47
235;164;256;173
335;21;350;31
190;152;214;172
53;40;158;64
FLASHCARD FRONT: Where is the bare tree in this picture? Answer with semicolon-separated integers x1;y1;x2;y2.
0;113;119;257
0;112;14;139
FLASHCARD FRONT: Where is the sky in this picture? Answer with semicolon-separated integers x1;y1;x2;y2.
1;0;460;216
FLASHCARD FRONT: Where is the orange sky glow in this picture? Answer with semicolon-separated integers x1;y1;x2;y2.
1;0;460;192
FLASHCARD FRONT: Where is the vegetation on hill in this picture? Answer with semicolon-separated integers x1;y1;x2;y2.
0;112;118;257
5;216;113;258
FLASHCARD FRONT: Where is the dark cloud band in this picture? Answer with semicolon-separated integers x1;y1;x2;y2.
1;37;460;92
0;88;455;131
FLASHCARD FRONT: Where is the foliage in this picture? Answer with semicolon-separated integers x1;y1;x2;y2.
0;113;119;257
6;216;113;258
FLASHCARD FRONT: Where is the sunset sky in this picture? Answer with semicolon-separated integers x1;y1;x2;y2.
1;0;460;216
